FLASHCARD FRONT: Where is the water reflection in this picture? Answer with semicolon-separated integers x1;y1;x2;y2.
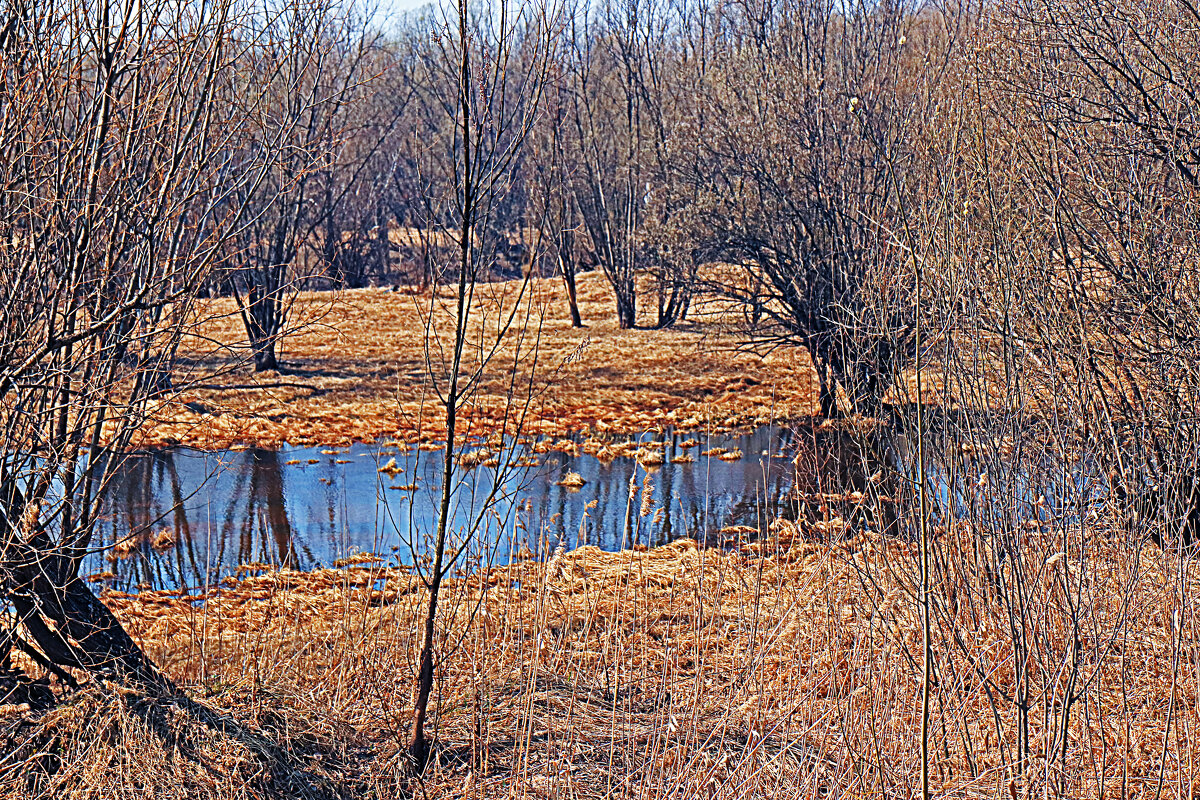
90;425;826;592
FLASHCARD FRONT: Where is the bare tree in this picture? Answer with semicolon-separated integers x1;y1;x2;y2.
0;0;298;691
991;0;1200;533
674;0;949;417
403;0;556;769
559;0;671;329
527;73;587;325
220;0;386;371
312;34;419;290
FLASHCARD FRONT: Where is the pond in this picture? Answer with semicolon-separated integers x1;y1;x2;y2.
88;424;844;592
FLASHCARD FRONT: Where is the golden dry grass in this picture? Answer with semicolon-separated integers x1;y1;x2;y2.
4;530;1195;799
133;272;818;449
23;270;1191;800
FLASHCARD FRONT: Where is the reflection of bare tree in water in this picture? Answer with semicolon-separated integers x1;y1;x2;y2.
526;428;817;550
788;421;910;540
98;452;198;590
224;449;300;571
95;425;909;593
99;449;308;591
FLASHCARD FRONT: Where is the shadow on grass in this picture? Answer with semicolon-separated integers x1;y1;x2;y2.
0;687;375;800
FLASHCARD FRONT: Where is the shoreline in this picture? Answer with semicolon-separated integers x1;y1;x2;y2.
127;274;820;451
6;531;1187;798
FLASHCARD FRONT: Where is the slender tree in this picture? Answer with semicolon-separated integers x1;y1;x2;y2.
405;0;556;770
221;0;387;371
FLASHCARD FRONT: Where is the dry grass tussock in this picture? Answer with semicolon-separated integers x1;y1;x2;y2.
132;272;818;449
4;532;1196;798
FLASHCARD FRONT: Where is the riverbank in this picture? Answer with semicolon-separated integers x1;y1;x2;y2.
134;273;819;450
2;532;1192;798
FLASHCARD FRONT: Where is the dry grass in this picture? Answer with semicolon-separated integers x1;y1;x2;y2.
133;272;818;450
28;272;1192;799
4;529;1196;799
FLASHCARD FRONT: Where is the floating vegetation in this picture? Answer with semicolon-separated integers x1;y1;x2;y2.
591;445;616;462
457;448;494;468
636;448;665;467
152;530;177;552
718;448;743;461
378;458;402;475
556;471;586;490
332;552;385;568
108;536;140;561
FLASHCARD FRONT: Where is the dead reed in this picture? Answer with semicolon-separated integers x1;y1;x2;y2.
4;527;1194;799
130;273;819;450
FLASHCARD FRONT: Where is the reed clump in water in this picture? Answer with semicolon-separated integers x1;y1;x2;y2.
556;470;586;490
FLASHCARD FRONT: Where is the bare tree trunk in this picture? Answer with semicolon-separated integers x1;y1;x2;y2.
615;285;636;328
405;0;552;770
557;224;583;327
561;255;583;327
6;559;168;691
409;0;476;768
234;282;283;372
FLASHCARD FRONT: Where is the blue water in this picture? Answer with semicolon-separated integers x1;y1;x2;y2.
88;425;813;592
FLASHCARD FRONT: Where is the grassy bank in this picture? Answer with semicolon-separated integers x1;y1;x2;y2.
136;273;817;450
3;530;1194;798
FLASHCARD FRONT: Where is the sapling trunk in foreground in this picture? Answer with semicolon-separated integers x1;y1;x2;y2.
409;227;473;771
409;0;476;768
406;0;553;769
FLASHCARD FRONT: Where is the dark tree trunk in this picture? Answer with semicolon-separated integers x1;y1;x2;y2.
409;578;440;769
374;208;391;284
252;339;279;372
561;257;582;327
6;555;169;692
615;289;636;329
654;274;692;329
815;354;838;418
234;282;284;372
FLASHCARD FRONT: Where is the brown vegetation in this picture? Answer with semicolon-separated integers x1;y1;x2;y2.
2;532;1193;798
135;272;818;450
7;0;1200;796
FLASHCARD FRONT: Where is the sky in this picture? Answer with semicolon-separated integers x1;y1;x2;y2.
377;0;436;17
